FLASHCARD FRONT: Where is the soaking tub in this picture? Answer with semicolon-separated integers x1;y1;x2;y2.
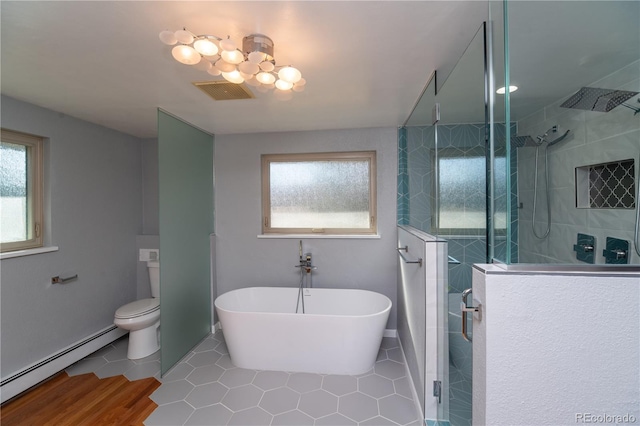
214;287;392;375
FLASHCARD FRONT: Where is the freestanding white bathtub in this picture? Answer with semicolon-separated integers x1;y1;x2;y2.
214;287;392;375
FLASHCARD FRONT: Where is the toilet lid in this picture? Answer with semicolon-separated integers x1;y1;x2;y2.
115;298;159;319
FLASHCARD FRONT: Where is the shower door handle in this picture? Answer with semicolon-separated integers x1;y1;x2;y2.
461;288;479;342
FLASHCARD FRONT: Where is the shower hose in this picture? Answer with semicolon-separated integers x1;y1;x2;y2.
532;144;551;239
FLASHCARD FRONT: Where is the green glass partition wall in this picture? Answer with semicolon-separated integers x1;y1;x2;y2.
158;110;214;375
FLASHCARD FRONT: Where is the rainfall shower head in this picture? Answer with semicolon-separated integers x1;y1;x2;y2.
560;87;639;112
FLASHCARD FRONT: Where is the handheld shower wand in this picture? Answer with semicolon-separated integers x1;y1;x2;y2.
531;126;571;239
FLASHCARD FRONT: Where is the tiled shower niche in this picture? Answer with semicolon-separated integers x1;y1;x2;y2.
576;159;636;209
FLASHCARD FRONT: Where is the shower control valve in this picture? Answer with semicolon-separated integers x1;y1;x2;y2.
573;243;594;253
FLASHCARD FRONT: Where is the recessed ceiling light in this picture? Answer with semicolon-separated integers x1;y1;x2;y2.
497;85;518;94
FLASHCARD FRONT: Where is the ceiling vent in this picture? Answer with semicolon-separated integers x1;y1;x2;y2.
192;81;255;101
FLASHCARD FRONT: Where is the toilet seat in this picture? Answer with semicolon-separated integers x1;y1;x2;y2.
115;298;159;319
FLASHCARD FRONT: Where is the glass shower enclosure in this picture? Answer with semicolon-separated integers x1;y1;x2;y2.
399;22;489;426
398;1;639;424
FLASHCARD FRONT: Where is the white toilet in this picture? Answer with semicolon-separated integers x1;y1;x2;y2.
114;260;160;359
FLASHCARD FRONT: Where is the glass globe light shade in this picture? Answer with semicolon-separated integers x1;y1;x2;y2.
295;77;306;86
256;72;276;85
260;61;275;72
239;71;254;80
222;70;245;84
175;29;194;44
159;30;178;45
278;66;302;84
194;39;218;56
293;84;305;92
193;58;212;71
219;38;237;52
248;51;266;64
221;49;244;65
275;79;294;90
172;45;201;65
207;67;222;76
238;61;260;75
214;59;236;73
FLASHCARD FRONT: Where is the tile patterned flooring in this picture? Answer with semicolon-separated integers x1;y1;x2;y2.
66;331;423;426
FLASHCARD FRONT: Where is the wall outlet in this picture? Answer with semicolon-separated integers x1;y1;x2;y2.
139;249;159;262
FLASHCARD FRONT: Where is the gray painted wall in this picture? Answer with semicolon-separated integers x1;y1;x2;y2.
137;138;159;298
141;138;159;236
214;127;399;329
0;96;143;377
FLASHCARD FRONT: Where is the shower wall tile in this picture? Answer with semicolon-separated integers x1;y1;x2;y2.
585;130;640;164
449;124;483;149
465;239;487;264
585;106;640;143
437;126;451;148
589;61;640;94
405;125;437;233
516;149;536;192
550;187;588;227
518;219;550;258
516;60;639;265
543;99;589;130
588;207;635;232
547;223;583;263
548;147;581;190
397;126;409;226
517;108;545;136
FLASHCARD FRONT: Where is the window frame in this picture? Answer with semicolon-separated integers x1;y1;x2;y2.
261;151;377;235
1;128;44;252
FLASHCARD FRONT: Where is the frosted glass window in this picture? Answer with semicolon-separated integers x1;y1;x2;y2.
1;142;28;242
439;156;485;230
262;152;377;234
437;153;505;233
1;129;43;252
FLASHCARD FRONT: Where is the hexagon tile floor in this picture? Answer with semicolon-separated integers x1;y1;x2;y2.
66;330;423;426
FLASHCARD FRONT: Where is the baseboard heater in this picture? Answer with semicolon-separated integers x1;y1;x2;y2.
1;325;126;404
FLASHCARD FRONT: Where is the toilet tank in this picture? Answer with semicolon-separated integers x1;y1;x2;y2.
147;261;160;298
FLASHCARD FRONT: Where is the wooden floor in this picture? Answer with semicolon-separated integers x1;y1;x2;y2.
0;372;161;426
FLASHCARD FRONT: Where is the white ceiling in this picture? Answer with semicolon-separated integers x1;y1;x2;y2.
4;2;637;138
0;1;489;138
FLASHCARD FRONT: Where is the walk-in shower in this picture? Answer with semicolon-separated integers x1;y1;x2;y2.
397;2;639;424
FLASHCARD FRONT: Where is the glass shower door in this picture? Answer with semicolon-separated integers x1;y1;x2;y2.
433;22;488;426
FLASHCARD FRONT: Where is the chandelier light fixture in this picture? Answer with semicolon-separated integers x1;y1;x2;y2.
159;29;306;94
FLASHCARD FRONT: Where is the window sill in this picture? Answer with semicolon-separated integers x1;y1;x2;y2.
0;246;59;260
258;234;380;239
